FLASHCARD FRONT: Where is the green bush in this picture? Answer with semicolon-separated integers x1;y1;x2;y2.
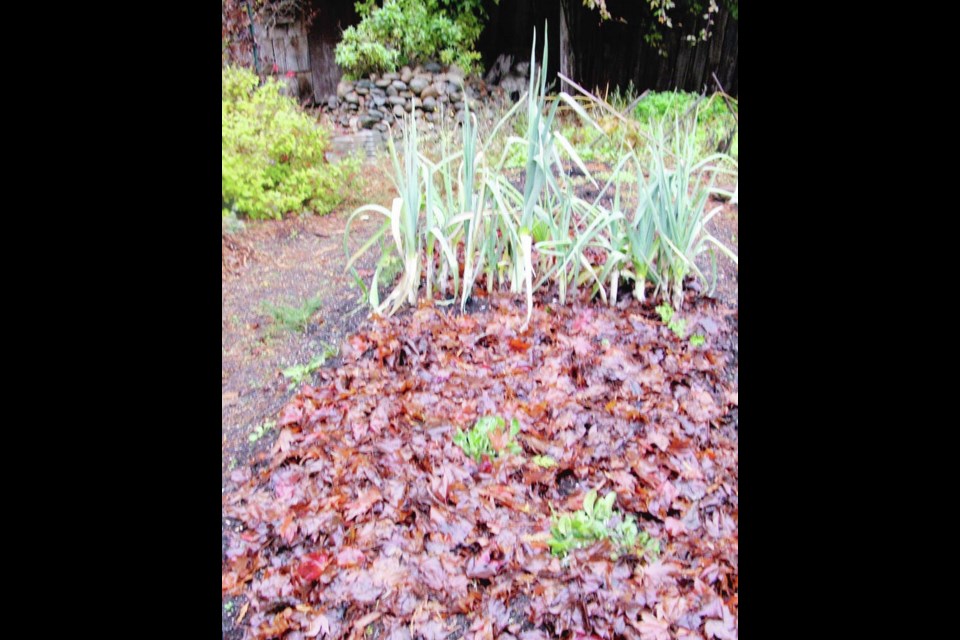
335;0;483;78
221;66;359;220
633;91;737;157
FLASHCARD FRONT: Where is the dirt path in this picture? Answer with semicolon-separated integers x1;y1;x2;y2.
221;176;390;488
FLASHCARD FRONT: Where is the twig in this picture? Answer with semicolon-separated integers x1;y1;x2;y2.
620;89;650;119
711;73;738;124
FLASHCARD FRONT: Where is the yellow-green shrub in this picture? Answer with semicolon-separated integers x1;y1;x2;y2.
222;66;358;219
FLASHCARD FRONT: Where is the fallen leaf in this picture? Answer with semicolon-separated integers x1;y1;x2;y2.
345;487;382;520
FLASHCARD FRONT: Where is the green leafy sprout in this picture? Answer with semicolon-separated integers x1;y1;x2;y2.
282;343;339;390
248;419;276;444
656;303;688;338
689;334;706;347
531;455;557;468
549;489;660;560
453;416;522;463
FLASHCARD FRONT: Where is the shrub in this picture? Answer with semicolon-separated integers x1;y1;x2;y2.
221;66;359;220
334;0;483;78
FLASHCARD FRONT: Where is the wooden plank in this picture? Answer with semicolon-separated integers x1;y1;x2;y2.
273;38;286;72
284;35;299;72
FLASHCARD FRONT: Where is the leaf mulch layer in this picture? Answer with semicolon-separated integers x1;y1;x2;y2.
222;286;738;640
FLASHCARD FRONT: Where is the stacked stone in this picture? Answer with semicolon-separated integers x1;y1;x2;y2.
325;63;503;133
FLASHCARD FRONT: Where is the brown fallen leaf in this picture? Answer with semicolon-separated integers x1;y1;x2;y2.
235;601;249;625
345;487;383;521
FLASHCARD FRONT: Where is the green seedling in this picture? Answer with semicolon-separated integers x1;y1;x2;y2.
689;334;705;347
656;303;688;339
548;489;660;560
248;419;276;444
532;455;557;468
282;343;339;390
454;416;522;463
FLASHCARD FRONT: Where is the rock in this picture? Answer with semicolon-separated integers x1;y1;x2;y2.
355;85;369;96
421;83;440;99
409;76;430;95
371;87;386;97
375;78;391;88
349;115;359;130
438;94;449;104
367;108;384;120
373;95;387;107
447;64;464;82
383;72;399;81
339;115;350;128
400;66;413;83
425;112;437;123
424;61;442;73
356;79;373;90
404;101;413;113
391;80;408;91
345;91;360;104
327;94;338;109
450;89;463;102
383;111;394;124
454;101;465;112
359;114;378;129
388;96;406;106
386;85;399;97
422;96;437;112
393;105;406;118
376;122;389;132
399;90;414;98
336;80;353;98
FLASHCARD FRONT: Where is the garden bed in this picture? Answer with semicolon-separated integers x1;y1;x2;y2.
222;283;738;639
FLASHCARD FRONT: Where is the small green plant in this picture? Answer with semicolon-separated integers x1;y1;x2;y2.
656;303;687;338
282;343;338;390
689;334;706;347
224;601;235;614
262;296;323;332
531;455;557;468
453;416;522;463
248;419;276;443
548;489;660;559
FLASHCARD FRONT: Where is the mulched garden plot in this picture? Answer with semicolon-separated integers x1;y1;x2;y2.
222;287;738;640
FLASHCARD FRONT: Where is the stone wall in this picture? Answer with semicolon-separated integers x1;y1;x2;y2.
322;62;518;133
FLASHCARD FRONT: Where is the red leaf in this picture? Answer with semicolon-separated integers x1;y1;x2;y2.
297;552;332;582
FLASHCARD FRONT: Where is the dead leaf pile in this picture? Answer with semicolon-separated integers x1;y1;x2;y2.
223;289;738;639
